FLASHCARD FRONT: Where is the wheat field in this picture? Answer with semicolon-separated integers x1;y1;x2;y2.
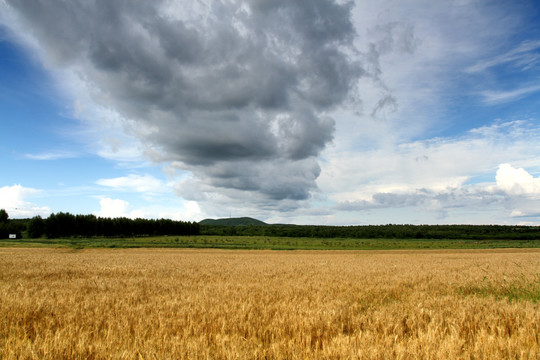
1;248;539;359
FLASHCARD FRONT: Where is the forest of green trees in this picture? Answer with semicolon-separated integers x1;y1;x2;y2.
0;210;200;239
200;223;540;240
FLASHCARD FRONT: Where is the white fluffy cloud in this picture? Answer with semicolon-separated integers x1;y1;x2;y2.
0;185;51;218
155;201;203;222
94;197;203;221
496;163;540;196
94;198;145;219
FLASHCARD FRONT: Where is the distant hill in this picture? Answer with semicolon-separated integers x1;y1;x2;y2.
199;217;268;226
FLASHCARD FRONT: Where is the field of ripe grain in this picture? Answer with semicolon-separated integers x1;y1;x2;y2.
1;248;539;359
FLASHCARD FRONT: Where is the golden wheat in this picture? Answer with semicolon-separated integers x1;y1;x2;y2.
0;248;539;359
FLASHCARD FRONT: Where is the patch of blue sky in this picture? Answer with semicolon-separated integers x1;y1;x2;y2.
463;173;497;186
441;61;540;138
0;34;78;156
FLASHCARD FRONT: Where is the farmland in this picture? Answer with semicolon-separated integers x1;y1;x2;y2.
1;248;539;359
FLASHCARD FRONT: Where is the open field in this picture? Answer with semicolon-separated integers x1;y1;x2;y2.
2;235;540;250
1;248;539;359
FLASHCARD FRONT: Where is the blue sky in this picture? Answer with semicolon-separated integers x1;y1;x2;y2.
1;0;540;225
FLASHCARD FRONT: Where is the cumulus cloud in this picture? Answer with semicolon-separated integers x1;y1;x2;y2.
95;197;145;219
495;163;540;196
155;200;203;222
94;196;203;221
2;0;362;207
0;184;51;218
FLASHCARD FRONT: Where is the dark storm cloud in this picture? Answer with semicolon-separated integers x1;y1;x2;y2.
5;0;362;201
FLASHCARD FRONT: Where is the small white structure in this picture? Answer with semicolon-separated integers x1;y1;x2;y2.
9;234;16;239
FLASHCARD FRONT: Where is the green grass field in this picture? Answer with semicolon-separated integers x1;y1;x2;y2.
1;235;539;250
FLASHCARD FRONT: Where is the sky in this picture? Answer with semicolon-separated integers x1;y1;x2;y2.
1;0;540;225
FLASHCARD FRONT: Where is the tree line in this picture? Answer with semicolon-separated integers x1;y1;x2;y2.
200;223;540;240
0;210;199;239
